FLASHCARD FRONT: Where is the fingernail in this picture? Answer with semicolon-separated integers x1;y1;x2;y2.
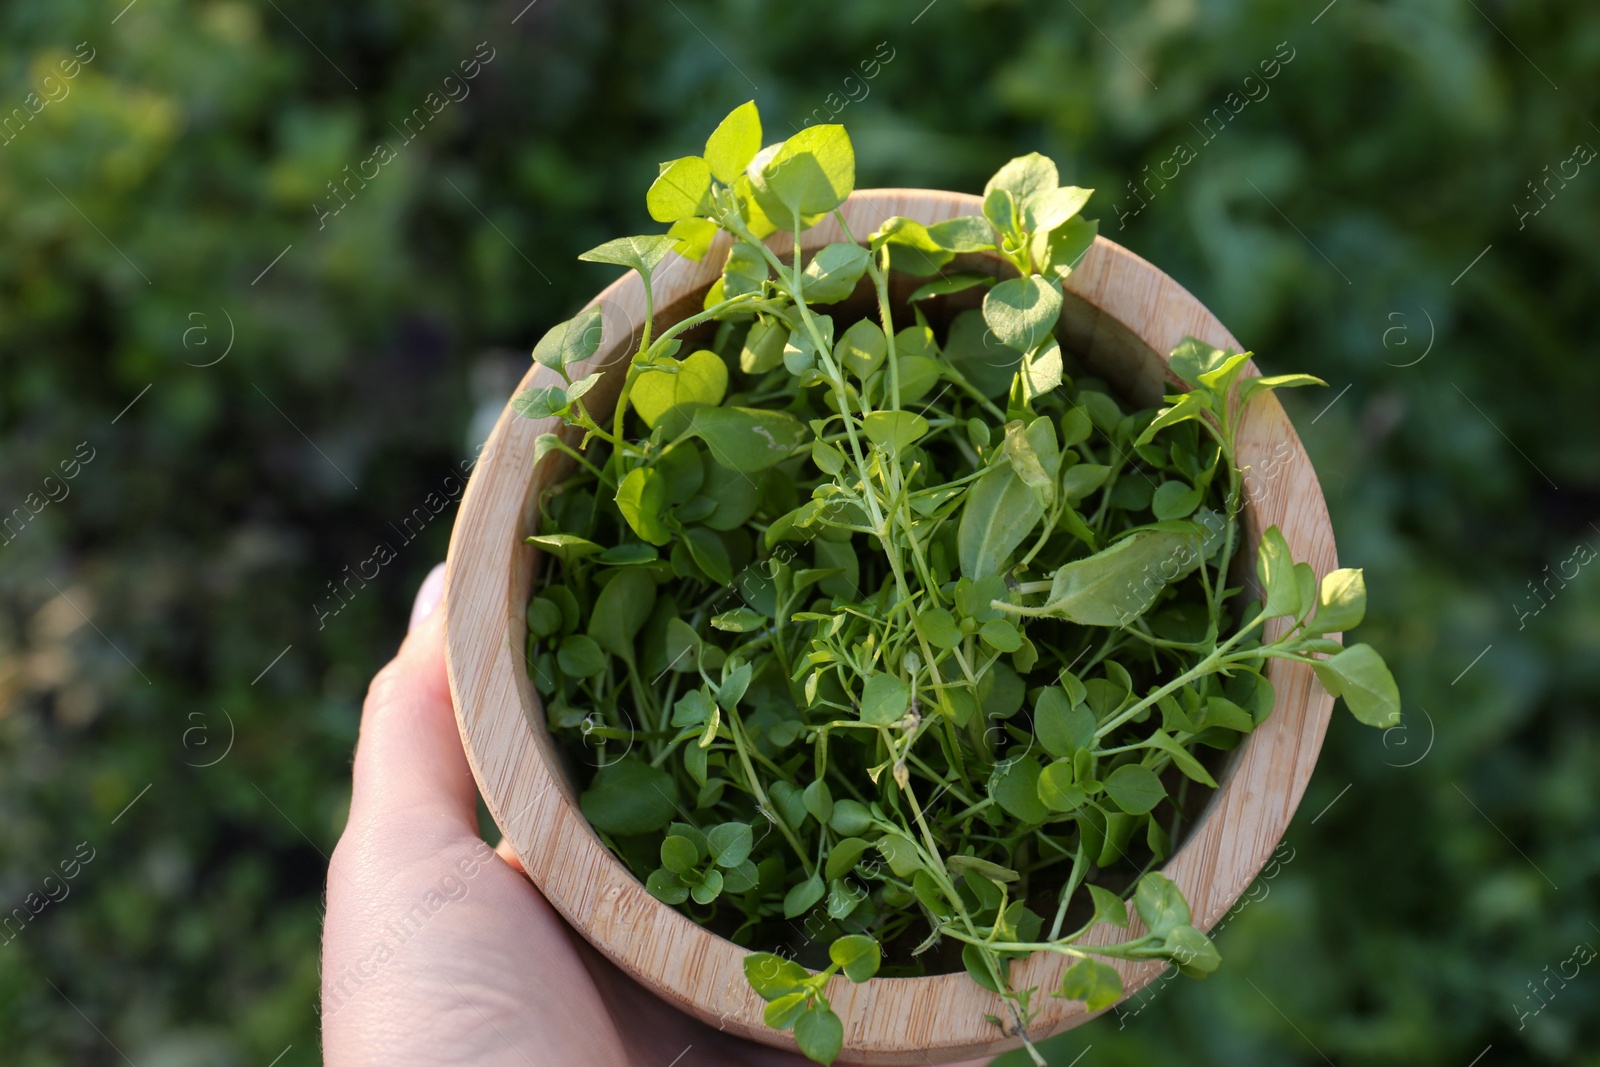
409;562;446;632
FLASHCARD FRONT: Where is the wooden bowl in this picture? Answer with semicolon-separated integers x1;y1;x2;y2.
443;189;1337;1064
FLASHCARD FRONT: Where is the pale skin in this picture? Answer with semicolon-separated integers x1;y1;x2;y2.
321;563;991;1067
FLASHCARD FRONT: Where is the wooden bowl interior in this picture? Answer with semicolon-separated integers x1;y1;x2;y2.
445;190;1337;1064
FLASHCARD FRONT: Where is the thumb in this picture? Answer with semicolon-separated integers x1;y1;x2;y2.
346;563;478;834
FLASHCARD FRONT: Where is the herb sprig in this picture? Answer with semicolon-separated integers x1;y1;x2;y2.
514;101;1399;1066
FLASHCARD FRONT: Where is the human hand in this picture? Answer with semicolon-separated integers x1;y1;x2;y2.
321;564;992;1066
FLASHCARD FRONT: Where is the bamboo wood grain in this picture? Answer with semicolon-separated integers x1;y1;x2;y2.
443;189;1338;1064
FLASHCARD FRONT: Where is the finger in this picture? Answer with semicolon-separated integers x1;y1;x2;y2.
346;563;478;834
494;837;527;875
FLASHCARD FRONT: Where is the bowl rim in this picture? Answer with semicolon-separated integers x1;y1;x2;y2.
444;188;1338;1064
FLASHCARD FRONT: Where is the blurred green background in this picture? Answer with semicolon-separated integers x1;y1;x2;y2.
2;0;1597;1064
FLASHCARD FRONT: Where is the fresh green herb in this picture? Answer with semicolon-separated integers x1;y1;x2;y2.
515;102;1399;1065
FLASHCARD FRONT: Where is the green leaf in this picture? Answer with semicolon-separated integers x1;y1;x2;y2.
860;671;911;726
1152;480;1202;521
1165;923;1222;977
1104;763;1167;815
979;618;1022;652
667;217;718;261
982;186;1017;239
646;868;689;905
732;173;778;238
909;271;992;302
1313;643;1402;728
704;100;762;185
827;877;861;920
826;837;871;880
739;318;788;376
1058;957;1122;1013
1313;568;1367;633
711;607;766;632
783;873;826;918
524;532;601;562
660;833;701;875
707;822;753;867
587;568;656;660
1256;525;1302;619
927;214;997;252
556;634;606;679
532;307;603;372
802;779;833;824
872;216;955;276
768;782;807;833
579;759;677;836
946;854;1021;884
918;607;962;650
1038;216;1098;278
765;990;810;1030
722;859;759;893
525;597;563;637
744;952;809;1000
691;406;808;471
512;384;569;420
794;1006;844;1066
986;152;1059;208
702;459;763;530
566;371;603;408
671;687;713;726
722;240;769;297
578;234;677;275
945;309;1021;398
598;544;659;566
716;659;752;709
1087;884;1129;929
532;432;564;466
1201;695;1255;733
1037;759;1086;812
983;275;1063;353
1133;391;1209;447
1035;528;1200;626
1196;350;1252;400
962;943;1009;993
829;799;874;837
614;467;672;546
811;439;845;475
1238;372;1326;409
1035;688;1096;759
1167;336;1230;388
876;831;928;883
1004;416;1059;507
829;934;882;982
684;526;733;584
893;354;941;407
1025;185;1093;234
752;125;856;224
701;277;728;310
691;867;724;905
958;460;1039;580
1061;462;1111;501
647;155;712;222
1133;871;1191;938
958;416;1059;579
1021;336;1064;398
1294;561;1317;622
1143;729;1218;788
802;242;870;303
834;318;887;377
630;348;729;434
993;755;1049;824
862;410;929;452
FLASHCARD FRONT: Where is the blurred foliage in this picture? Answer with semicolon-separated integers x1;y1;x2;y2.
0;0;1596;1064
